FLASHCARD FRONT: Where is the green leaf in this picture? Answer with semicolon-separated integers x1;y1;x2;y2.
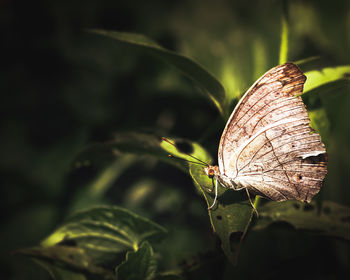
41;206;167;266
116;241;157;280
304;65;350;94
89;29;226;114
16;246;114;280
253;200;350;240
189;164;254;264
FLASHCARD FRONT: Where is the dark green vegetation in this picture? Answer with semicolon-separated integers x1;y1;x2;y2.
2;1;350;279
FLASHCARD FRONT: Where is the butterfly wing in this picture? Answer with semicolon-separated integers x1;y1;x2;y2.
218;63;327;202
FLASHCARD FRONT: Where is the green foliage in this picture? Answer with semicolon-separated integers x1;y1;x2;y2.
16;207;166;279
41;206;166;263
4;1;350;280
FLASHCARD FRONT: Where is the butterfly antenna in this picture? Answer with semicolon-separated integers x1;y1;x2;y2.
167;154;207;166
162;137;209;166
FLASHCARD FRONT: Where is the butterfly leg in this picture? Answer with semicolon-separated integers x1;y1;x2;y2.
245;188;259;217
208;178;218;210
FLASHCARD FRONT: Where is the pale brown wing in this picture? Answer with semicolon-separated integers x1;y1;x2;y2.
218;63;327;202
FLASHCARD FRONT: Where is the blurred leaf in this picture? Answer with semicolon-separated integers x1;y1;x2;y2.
279;15;288;65
156;275;182;280
308;108;330;144
41;206;167;266
116;241;157;280
220;60;247;115
253;200;350;240
304;65;350;94
88;155;137;197
33;260;87;280
252;37;268;81
16;246;114;280
89;29;226;114
68;154;138;214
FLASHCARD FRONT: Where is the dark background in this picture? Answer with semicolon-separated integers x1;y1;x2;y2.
1;0;350;279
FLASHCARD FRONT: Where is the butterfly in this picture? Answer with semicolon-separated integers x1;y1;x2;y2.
203;63;327;209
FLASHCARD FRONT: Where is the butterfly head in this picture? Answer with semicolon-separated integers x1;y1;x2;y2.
204;165;220;179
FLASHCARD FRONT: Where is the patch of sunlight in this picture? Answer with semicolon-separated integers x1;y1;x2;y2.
132;242;139;251
125;179;155;205
220;60;243;114
41;230;66;247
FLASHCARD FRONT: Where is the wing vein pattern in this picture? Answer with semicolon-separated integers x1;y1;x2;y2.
218;63;327;202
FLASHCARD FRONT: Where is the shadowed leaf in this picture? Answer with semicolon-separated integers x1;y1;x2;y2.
116;241;157;280
15;246;114;280
253;200;350;240
88;29;226;114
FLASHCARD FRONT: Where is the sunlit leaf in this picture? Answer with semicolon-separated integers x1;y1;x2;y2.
253;200;350;240
41;206;167;266
116;241;157;280
304;65;350;94
88;29;226;114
